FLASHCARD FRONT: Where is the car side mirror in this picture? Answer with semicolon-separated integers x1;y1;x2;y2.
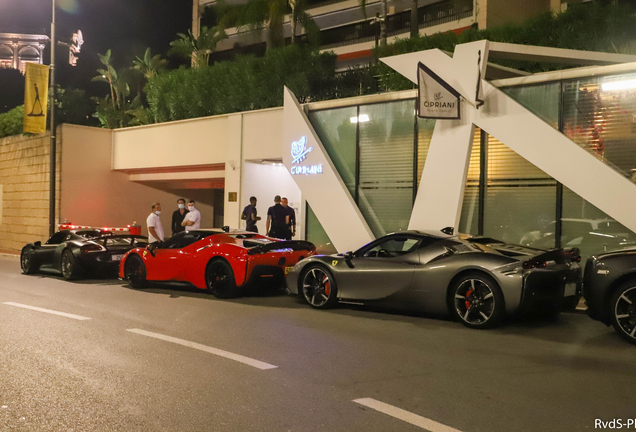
147;242;158;257
343;251;355;268
34;241;41;247
222;226;230;233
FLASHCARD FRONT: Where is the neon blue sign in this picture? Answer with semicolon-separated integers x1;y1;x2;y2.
291;136;322;175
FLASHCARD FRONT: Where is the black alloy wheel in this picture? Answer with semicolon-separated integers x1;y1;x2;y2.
61;249;81;281
206;260;239;299
20;247;36;274
301;265;338;309
124;254;147;289
451;273;504;329
611;282;636;345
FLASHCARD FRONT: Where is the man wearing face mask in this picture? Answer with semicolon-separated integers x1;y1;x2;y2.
181;199;201;231
146;202;164;244
171;198;189;236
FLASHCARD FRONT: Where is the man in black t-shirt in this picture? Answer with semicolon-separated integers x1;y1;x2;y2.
171;198;189;236
281;197;296;240
241;196;261;233
266;195;290;239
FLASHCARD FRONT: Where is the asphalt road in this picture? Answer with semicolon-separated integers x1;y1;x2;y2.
0;255;634;432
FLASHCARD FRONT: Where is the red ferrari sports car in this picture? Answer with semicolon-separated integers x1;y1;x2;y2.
119;229;315;298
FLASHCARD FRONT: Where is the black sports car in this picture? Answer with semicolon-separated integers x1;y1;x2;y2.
584;248;636;344
287;229;582;329
21;229;148;280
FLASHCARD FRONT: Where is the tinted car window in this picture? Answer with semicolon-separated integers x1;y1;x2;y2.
160;232;217;250
363;237;421;258
76;230;103;239
46;231;68;245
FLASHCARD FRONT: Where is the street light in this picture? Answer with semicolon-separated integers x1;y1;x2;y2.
49;0;56;236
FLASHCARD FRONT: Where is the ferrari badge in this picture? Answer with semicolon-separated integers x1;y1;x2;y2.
332;260;338;266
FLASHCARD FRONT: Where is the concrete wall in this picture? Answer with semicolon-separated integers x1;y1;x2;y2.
60;125;220;239
478;0;550;29
0;132;60;252
112;115;228;170
243;108;284;160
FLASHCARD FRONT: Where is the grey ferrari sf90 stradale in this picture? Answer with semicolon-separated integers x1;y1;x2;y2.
287;229;582;329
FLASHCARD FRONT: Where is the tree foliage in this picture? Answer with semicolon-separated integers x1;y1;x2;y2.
132;48;168;79
108;1;636;126
0;105;25;139
169;26;227;68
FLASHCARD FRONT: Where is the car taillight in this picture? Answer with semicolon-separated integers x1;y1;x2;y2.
81;244;105;253
523;260;547;270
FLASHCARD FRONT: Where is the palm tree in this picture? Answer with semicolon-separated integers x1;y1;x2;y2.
216;0;285;51
289;0;319;45
132;48;168;79
169;26;227;68
91;50;127;109
216;0;317;51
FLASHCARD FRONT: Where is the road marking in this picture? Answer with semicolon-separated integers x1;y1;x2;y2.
353;398;463;432
126;328;278;370
3;302;92;321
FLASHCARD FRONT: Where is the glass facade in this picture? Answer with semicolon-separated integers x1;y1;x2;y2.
309;100;420;238
306;71;636;264
305;203;338;255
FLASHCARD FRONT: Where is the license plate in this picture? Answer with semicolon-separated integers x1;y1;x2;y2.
285;266;294;275
111;254;124;261
564;282;578;297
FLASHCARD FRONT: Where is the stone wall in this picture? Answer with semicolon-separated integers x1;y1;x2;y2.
0;132;60;253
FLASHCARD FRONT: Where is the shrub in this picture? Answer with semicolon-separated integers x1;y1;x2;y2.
0;105;25;139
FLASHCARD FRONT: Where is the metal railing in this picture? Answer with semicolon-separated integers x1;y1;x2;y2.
320;0;473;50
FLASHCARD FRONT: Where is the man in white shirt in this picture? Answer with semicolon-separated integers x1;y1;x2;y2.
181;199;201;231
146;202;164;243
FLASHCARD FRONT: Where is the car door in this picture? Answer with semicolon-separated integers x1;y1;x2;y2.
143;234;195;281
336;235;421;300
36;231;68;269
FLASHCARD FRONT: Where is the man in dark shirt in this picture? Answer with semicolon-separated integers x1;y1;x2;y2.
281;197;296;240
266;195;290;239
171;198;189;236
241;196;261;233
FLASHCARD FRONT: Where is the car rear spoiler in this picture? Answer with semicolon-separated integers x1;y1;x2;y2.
247;240;316;255
89;234;149;242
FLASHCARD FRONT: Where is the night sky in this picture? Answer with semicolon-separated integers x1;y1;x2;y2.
1;0;192;95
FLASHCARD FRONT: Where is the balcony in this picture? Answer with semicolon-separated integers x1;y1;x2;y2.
320;0;474;50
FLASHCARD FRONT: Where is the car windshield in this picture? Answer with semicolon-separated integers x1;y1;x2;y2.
160;231;217;250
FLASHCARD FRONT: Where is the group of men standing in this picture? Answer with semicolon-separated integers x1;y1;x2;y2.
145;195;296;244
242;195;296;240
146;198;201;243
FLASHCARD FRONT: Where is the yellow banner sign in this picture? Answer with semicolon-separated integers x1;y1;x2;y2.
23;63;50;134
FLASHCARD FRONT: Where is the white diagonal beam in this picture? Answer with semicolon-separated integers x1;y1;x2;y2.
283;87;374;252
383;42;636;234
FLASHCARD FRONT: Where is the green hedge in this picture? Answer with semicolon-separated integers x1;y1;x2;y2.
0;106;24;139
146;45;339;122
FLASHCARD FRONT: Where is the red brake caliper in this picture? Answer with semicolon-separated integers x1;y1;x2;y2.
323;275;330;296
465;289;473;310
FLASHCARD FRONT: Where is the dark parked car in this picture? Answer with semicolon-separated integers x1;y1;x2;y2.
21;229;148;280
584;248;636;344
287;229;582;329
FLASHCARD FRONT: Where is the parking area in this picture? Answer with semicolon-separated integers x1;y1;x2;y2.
0;255;634;432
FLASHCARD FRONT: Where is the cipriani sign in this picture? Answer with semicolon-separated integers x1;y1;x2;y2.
290;136;323;175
